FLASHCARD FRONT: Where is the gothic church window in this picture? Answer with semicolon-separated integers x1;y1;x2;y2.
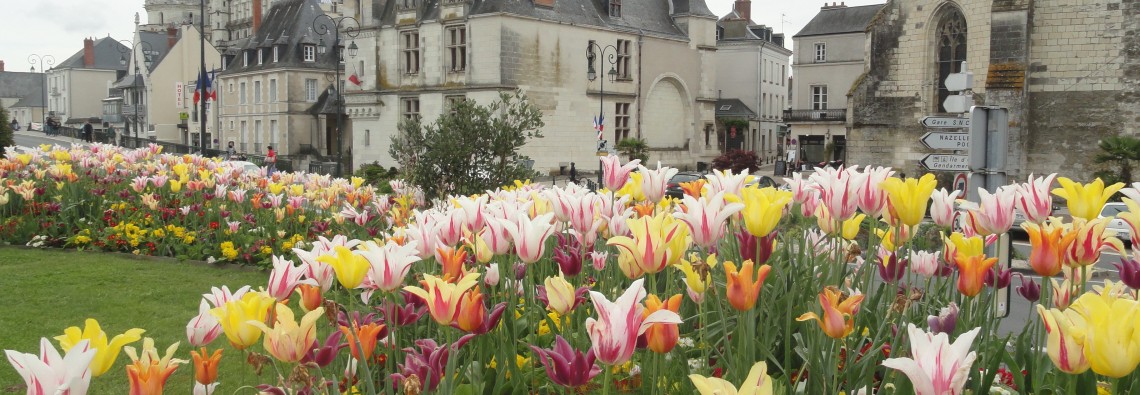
935;8;967;113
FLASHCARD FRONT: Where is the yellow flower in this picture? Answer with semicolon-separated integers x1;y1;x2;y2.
737;186;793;238
1052;177;1125;221
840;213;865;241
616;172;647;202
169;179;182;193
248;304;325;363
607;211;692;276
317;245;371;289
210;291;276;349
797;286;866;339
537;312;566;336
55;318;145;376
879;174;938;227
689;360;774;395
677;253;716;303
1036;304;1090;374
1070;291;1140;378
404;273;481;325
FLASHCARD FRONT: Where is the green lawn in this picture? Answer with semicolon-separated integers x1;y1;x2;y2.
0;247;269;393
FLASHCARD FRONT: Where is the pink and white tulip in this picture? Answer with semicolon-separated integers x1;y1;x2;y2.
705;168;752;198
909;250;940;278
929;188;960;228
186;300;223;347
810;166;862;221
585;278;683;365
856;166;894;219
960;186;1018;235
1015;173;1057;225
638;163;679;203
5;338;96;395
500;213;557;264
882;324;980;395
266;255;316;301
357;240;422;293
674;192;745;249
600;154;640;191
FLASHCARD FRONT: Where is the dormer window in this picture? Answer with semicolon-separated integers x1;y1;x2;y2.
273;46;279;62
609;0;621;17
303;44;316;62
257;49;264;65
243;51;249;67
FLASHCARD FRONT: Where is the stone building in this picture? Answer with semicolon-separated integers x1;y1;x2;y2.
46;37;130;132
715;0;792;163
345;0;721;174
216;0;342;166
0;64;47;129
847;0;1139;180
786;3;882;165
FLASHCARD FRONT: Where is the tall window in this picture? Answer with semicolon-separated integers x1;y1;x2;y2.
303;45;315;62
936;8;967;113
616;39;631;79
269;79;277;102
401;97;420;120
364;129;371;146
609;0;621;17
814;43;826;62
257;49;264;65
254;80;262;103
401;31;420;75
270;120;278;146
272;46;279;62
447;26;467;72
614;102;630;141
305;79;317;102
811;86;827;110
254;120;262;153
240;121;248;152
240;82;247;104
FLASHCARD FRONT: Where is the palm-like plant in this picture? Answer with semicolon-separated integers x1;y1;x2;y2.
1093;136;1140;186
616;137;649;163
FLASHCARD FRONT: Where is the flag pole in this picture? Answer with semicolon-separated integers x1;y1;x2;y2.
198;0;208;154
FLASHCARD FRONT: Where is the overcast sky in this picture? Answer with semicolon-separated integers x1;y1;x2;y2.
0;0;882;73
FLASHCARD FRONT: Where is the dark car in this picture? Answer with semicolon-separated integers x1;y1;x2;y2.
747;175;778;189
664;172;705;199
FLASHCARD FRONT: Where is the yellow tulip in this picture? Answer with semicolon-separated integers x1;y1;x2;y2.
404;273;481;325
738;186;793;238
317;245;370;289
689;360;774;395
1070;291;1140;378
1036;305;1090;374
1064;217;1126;267
210;291;276;349
607;211;691;276
797;286;866;339
169;180;182;193
616;172;646;202
676;253;716;303
879;174;937;227
55;318;145;376
248;304;325;363
841;213;866;241
1052;177;1124;221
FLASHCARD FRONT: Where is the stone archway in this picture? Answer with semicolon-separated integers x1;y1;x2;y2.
642;76;691;147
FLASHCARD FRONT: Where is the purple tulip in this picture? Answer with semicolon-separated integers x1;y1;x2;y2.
391;336;476;392
375;292;428;327
301;331;346;368
877;250;908;283
529;335;602;388
927;302;959;335
552;233;584;276
1014;273;1041;302
1114;258;1140;290
736;229;756;264
984;267;1012;289
514;262;528;280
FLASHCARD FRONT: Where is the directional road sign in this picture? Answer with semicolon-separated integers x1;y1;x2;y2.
920;154;970;172
920;132;970;150
921;116;971;128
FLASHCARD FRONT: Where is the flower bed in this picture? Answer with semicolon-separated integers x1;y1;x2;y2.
2;143;1140;394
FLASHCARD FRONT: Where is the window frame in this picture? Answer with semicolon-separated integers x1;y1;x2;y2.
811;85;828;110
401;30;421;75
616;39;631;80
609;0;621;17
445;95;466;115
614;102;630;141
446;25;467;72
401;97;421;121
239;81;247;104
305;79;318;102
303;45;316;62
268;79;277;102
814;42;826;63
253;80;262;103
272;46;279;62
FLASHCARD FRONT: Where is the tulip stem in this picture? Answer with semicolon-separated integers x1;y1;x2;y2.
602;366;613;395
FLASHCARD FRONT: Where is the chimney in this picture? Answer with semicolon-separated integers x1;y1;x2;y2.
252;0;263;35
734;0;751;22
0;60;5;72
168;26;179;48
83;37;95;68
822;1;847;9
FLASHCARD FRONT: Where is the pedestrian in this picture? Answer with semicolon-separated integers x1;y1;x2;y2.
10;119;19;131
569;162;578;183
81;120;94;143
225;141;236;160
265;145;277;176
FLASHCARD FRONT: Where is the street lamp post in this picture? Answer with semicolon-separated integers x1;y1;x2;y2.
585;41;618;188
118;39;154;147
313;14;359;178
27;54;55;132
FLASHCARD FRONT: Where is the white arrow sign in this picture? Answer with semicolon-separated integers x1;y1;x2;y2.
921;116;971;128
920;154;970;172
921;132;971;150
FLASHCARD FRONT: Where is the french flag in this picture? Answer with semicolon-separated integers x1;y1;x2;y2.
593;114;604;140
192;69;216;103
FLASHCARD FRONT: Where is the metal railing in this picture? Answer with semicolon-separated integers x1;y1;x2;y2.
783;108;847;122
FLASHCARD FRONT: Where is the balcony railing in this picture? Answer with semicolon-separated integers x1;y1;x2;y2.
783;108;847;122
121;104;147;116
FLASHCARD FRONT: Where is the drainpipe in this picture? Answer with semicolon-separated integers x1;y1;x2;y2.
636;30;643;140
758;41;765;158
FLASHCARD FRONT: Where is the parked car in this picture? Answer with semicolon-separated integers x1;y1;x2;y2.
664;172;705;199
1100;202;1133;244
746;175;778;189
223;160;261;174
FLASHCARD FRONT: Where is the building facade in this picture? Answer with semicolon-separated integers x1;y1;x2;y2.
715;0;792;163
345;0;721;174
786;3;882;165
0;64;47;129
46;37;130;131
847;0;1139;180
216;0;341;166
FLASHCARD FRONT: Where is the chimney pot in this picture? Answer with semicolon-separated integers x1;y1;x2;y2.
0;60;5;72
83;37;95;68
733;0;752;22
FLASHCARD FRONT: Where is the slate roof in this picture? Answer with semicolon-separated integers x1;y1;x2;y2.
794;4;883;38
715;98;755;118
137;31;177;72
221;0;339;75
0;72;46;108
371;0;709;39
308;87;341;115
56;37;131;71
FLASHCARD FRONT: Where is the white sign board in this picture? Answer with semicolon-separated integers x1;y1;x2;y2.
920;154;970;172
921;116;971;128
921;132;971;150
175;82;184;108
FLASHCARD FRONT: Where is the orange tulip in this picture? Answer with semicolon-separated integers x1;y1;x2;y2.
643;294;683;353
679;179;707;198
796;286;866;339
1021;218;1072;276
455;289;487;333
949;234;998;297
295;284;323;312
632;201;656;217
190;348;222;385
339;322;385;361
725;259;771;311
124;338;186;395
435;245;469;282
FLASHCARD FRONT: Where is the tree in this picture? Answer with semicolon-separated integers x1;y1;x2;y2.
1093;135;1140;186
0;106;13;157
616;137;649;163
389;91;544;200
713;149;761;174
